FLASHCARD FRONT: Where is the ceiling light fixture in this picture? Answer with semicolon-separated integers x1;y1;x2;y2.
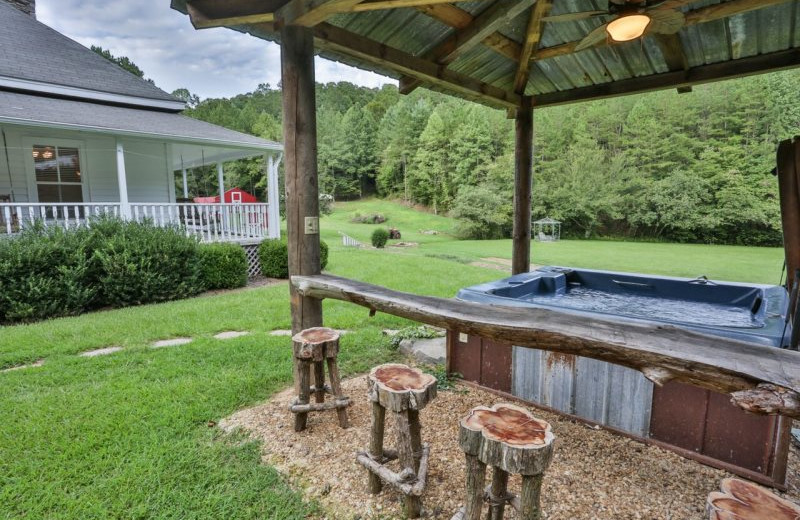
607;13;651;43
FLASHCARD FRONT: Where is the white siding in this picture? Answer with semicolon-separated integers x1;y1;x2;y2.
0;125;174;203
121;139;172;203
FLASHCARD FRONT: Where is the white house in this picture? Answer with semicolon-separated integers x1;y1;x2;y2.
0;0;282;245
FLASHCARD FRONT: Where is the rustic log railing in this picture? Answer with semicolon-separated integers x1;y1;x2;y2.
291;274;800;419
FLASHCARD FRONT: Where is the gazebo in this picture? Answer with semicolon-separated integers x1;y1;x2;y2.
533;217;560;242
171;0;800;485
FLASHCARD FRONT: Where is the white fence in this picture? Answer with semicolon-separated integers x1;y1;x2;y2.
0;202;274;242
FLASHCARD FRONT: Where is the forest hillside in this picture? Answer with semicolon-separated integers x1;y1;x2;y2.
174;71;800;246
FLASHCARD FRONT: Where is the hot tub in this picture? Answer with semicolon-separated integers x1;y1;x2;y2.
448;267;792;487
457;266;791;348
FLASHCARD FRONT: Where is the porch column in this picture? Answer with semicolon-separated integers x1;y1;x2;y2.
281;24;322;334
182;168;189;198
115;139;131;219
512;96;533;275
217;162;225;203
266;153;282;240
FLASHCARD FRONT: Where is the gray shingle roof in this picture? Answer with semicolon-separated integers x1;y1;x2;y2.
0;2;180;105
0;90;281;150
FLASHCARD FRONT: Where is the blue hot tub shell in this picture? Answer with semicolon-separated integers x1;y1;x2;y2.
456;266;791;348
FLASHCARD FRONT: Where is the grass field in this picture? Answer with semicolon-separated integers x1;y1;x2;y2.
323;199;785;284
0;198;786;519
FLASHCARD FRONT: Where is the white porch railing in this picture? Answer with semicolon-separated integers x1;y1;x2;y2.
0;202;274;242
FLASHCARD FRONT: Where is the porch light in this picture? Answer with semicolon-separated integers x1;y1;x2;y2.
607;14;651;43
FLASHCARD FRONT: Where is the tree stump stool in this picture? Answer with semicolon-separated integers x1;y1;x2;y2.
707;478;800;520
356;363;437;518
289;327;350;431
451;403;555;520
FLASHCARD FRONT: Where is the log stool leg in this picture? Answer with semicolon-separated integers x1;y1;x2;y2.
463;454;486;520
326;356;349;428
367;401;386;494
408;409;422;473
396;409;422;518
519;475;544;520
313;360;326;403
488;468;509;520
294;359;311;432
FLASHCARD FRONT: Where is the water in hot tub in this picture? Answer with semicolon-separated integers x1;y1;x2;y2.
527;286;762;328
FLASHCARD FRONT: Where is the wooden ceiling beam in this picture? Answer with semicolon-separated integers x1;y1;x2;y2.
278;0;367;26
534;0;793;62
533;47;800;107
401;0;534;95
352;0;477;13
414;5;521;60
513;0;552;94
311;23;521;108
185;0;285;29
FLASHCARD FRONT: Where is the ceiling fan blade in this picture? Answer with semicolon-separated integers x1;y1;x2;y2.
647;8;685;34
650;0;699;11
543;11;608;23
575;22;610;51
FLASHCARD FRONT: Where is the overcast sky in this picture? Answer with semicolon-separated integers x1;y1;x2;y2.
36;0;394;99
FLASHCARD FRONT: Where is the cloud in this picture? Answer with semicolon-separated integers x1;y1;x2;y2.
35;0;394;99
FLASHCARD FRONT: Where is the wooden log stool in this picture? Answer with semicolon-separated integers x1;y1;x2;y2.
289;327;350;431
707;478;800;520
356;363;437;518
452;403;555;520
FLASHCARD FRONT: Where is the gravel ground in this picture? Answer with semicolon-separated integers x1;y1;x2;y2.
220;375;800;520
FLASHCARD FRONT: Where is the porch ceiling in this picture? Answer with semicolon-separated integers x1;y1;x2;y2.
172;0;800;110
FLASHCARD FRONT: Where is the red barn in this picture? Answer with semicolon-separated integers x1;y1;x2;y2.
193;187;259;204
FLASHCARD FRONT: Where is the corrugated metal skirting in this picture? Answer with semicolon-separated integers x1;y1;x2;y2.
512;347;654;437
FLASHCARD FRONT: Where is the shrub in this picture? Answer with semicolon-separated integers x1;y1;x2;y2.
92;221;203;307
351;213;387;224
198;243;248;290
0;225;96;323
319;193;335;215
258;238;329;278
371;228;389;248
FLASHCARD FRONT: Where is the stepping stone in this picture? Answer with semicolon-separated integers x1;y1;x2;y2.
214;331;250;340
398;337;446;365
151;338;192;348
1;359;45;373
79;346;123;357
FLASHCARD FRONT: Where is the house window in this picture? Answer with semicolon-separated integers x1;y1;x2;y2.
32;145;83;203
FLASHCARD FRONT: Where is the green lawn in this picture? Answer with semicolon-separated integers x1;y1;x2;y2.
0;198;786;519
323;199;785;284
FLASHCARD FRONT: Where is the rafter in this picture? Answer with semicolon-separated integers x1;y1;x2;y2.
311;23;521;108
534;0;793;62
533;47;800;107
414;5;521;60
278;0;366;27
513;0;552;94
401;0;534;95
185;0;284;29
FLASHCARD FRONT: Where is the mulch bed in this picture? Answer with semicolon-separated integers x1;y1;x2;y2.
220;374;800;519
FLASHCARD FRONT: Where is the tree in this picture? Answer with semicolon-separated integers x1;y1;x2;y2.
90;45;153;84
171;88;201;109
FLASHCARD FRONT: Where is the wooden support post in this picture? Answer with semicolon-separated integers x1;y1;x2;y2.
281;24;323;334
777;138;800;290
408;409;422;472
368;401;386;494
512;96;533;275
